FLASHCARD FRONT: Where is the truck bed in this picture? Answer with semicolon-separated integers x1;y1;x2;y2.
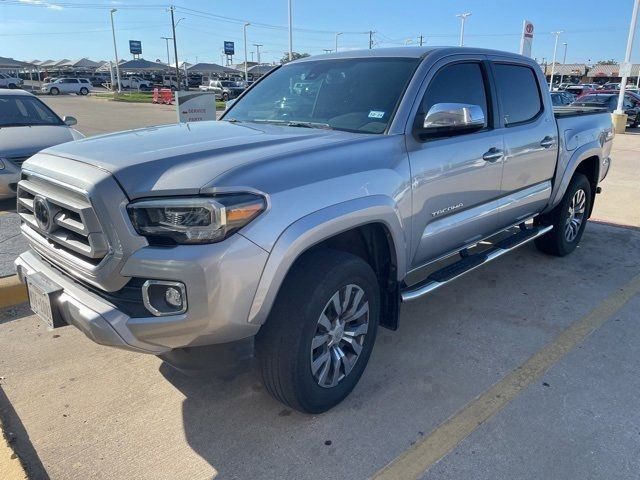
553;106;609;118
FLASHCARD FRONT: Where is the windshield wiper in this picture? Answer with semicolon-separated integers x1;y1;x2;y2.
251;119;332;130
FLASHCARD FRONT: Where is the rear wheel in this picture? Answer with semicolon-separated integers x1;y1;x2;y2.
535;173;591;256
79;87;89;95
8;83;17;89
255;249;380;413
50;87;59;95
222;92;229;101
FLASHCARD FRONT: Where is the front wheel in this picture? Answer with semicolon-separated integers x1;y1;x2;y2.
255;249;380;413
50;87;59;95
535;173;591;256
79;87;89;95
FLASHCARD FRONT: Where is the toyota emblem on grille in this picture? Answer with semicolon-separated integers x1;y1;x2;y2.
33;195;53;232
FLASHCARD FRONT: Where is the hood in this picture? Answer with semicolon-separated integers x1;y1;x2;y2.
42;120;363;198
0;125;76;158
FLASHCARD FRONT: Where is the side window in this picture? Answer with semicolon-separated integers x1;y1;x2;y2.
422;62;489;128
493;63;542;125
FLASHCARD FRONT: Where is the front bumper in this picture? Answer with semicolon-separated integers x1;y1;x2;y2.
15;233;268;354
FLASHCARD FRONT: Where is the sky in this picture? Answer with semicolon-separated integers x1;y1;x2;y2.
0;0;639;67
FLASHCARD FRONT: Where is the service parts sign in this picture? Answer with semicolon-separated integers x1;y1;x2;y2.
519;20;534;58
176;91;218;123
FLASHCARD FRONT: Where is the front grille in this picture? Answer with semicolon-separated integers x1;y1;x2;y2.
8;156;30;167
17;173;110;267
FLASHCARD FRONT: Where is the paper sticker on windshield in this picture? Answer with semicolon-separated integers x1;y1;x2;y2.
368;110;385;119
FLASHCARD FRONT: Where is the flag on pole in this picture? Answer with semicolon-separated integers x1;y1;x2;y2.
519;20;534;57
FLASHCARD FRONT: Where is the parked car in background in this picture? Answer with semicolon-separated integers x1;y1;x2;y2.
577;90;640;103
0;90;84;199
601;82;621;90
15;47;614;413
572;93;639;127
119;76;153;91
550;91;575;106
88;76;109;87
41;78;92;95
0;73;23;89
162;75;188;91
565;84;597;97
187;74;203;88
556;82;575;90
199;79;246;100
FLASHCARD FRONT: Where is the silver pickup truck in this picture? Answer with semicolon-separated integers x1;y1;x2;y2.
15;47;613;413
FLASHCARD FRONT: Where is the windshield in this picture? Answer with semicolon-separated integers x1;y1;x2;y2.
0;95;64;127
220;81;235;87
225;57;419;134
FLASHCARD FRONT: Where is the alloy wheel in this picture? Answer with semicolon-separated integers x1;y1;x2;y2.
565;188;586;242
310;284;369;388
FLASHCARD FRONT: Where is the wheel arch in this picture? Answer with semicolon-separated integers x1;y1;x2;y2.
545;142;602;215
247;196;407;328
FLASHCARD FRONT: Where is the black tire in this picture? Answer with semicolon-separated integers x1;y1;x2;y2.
222;92;229;101
535;173;591;256
50;87;59;95
79;87;89;96
255;249;380;413
8;83;17;89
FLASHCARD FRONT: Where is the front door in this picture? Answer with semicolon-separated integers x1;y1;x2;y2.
406;58;504;268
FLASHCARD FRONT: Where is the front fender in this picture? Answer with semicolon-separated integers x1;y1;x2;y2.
544;141;602;213
246;195;407;325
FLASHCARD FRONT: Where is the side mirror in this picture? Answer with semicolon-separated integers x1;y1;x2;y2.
63;116;77;126
225;98;236;111
417;103;485;139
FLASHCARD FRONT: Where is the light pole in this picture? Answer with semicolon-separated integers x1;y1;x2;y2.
243;22;250;81
288;0;293;61
456;13;471;47
549;31;563;90
109;8;122;92
161;36;172;66
253;44;263;64
170;7;181;89
558;42;568;86
335;32;343;53
615;0;640;120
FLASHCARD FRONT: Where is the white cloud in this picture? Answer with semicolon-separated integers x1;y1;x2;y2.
18;0;64;10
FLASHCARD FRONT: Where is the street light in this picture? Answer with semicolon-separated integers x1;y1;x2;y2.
614;0;640;125
558;42;568;87
335;32;343;52
243;22;250;81
456;12;471;47
161;36;172;66
109;8;122;92
288;0;293;61
549;31;563;91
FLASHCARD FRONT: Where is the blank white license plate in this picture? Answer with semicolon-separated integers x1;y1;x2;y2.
26;273;62;329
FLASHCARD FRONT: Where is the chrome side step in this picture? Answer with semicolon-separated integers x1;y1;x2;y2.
401;224;553;302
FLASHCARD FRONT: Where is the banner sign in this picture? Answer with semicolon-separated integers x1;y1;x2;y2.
129;40;142;55
176;91;218;123
519;20;534;58
224;41;235;55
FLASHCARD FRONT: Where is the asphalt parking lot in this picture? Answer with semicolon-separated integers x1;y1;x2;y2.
1;97;639;479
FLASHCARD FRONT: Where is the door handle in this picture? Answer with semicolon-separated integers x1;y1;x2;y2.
482;148;503;163
540;136;555;148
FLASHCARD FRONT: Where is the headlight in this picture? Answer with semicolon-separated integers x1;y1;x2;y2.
0;158;5;170
127;194;266;245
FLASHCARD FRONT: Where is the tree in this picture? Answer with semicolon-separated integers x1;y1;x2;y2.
596;59;618;65
280;52;310;64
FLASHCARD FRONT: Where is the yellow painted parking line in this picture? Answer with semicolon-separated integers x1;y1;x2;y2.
0;276;27;309
373;273;640;480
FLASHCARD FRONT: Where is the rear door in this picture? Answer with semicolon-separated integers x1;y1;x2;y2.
406;55;504;267
489;60;557;227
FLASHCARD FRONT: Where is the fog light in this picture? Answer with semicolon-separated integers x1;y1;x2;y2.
142;280;187;316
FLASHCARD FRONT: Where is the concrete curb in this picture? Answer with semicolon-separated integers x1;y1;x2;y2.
0;276;27;310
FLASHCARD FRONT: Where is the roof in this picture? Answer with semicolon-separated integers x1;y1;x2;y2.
545;63;587;76
0;56;34;68
588;64;640;77
187;62;240;74
118;58;169;71
246;64;276;75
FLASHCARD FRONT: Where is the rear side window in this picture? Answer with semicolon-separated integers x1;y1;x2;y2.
422;62;489;127
493;64;542;125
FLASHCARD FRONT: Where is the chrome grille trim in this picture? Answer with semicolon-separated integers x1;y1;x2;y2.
17;173;110;266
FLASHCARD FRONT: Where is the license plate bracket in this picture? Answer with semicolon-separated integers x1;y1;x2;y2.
26;272;65;329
